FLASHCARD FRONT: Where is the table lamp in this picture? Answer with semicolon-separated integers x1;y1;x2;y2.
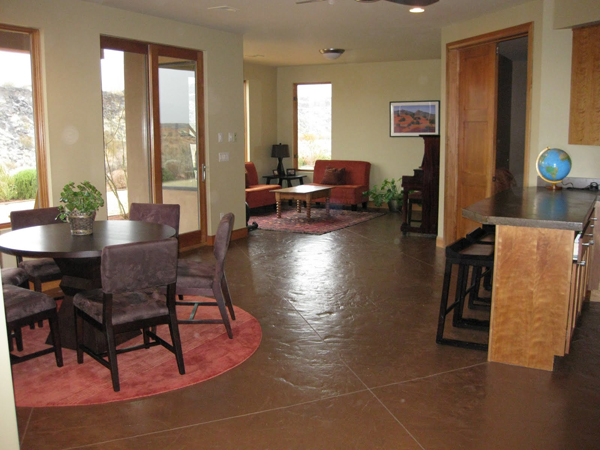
271;143;290;175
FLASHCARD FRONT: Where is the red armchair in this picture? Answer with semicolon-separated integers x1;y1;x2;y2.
245;162;280;209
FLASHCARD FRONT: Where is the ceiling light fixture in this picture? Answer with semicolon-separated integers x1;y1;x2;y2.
320;48;345;60
409;7;425;12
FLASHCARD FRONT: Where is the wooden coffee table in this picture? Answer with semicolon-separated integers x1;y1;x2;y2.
271;185;332;219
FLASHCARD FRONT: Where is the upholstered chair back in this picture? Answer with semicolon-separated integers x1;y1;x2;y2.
213;213;235;278
101;238;178;294
129;203;180;236
11;207;61;230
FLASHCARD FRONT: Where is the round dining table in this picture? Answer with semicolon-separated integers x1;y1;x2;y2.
0;220;176;351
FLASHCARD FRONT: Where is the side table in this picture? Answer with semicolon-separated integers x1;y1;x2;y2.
263;174;307;187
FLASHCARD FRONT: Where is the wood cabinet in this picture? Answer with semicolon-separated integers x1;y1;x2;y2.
569;23;600;145
565;209;594;353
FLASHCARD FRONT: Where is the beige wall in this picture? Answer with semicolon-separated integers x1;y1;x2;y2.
439;0;600;239
554;0;600;29
243;63;278;177
276;60;441;186
2;0;246;235
0;290;19;450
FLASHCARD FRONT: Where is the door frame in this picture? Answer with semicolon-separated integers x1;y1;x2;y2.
443;22;533;245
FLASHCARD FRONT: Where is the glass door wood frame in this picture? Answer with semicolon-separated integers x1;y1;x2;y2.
100;36;207;247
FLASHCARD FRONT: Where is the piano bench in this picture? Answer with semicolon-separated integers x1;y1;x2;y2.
406;191;422;227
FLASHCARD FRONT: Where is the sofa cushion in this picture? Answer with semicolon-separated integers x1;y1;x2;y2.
321;167;346;185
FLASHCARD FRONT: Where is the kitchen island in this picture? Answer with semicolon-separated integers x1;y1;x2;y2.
463;187;598;370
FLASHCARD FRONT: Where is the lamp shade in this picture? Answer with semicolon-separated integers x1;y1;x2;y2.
271;144;290;158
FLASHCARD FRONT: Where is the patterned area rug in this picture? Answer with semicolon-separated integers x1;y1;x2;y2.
12;300;261;407
249;207;386;235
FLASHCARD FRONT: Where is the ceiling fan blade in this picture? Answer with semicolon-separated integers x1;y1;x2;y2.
296;0;327;4
384;0;439;5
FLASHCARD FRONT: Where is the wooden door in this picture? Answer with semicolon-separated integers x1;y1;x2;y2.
456;43;498;238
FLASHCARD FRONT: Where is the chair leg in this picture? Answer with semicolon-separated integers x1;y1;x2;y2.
14;327;24;352
105;325;120;392
168;311;185;375
142;327;151;348
74;311;84;364
221;274;236;321
48;311;63;367
214;286;233;339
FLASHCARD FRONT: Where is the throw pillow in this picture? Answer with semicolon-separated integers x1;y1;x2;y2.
321;167;346;185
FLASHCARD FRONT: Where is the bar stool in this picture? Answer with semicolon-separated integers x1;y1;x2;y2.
436;236;494;350
465;225;495;307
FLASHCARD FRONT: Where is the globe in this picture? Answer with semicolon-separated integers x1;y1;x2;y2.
536;147;572;189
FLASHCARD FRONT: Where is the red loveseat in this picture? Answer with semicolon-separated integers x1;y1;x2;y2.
245;162;280;209
308;160;371;210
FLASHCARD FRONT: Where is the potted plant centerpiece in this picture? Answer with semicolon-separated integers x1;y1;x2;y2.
58;181;104;235
364;178;403;212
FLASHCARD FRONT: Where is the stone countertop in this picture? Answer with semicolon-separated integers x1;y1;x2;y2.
462;187;598;231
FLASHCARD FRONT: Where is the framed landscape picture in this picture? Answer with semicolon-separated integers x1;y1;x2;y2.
390;101;439;137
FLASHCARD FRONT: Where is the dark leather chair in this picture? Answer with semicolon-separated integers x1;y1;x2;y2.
10;207;63;293
176;213;236;338
73;238;185;392
129;203;180;236
3;284;63;366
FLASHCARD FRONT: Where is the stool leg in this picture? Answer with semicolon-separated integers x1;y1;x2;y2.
436;260;454;344
452;264;469;328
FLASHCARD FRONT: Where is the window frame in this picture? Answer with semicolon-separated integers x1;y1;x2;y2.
0;24;50;228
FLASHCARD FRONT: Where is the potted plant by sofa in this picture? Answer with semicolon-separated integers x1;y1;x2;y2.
58;181;104;235
363;178;403;212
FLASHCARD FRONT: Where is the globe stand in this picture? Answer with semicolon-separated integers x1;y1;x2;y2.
546;183;562;191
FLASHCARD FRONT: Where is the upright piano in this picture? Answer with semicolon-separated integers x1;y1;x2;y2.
401;135;440;235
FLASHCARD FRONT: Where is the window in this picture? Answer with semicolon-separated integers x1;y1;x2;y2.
294;83;332;170
0;25;49;227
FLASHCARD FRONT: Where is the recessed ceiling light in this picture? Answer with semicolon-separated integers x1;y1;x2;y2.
409;7;425;12
207;6;237;12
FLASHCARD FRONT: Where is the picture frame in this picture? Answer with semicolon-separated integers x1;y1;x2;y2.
390;100;439;137
273;170;279;176
286;168;296;176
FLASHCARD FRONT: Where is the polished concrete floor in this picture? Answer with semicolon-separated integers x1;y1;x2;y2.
15;213;600;449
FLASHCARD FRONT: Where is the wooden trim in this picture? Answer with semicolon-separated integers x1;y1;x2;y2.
100;35;147;54
195;51;207;244
443;22;533;246
293;83;299;170
446;22;532;50
30;28;49;208
148;46;162;204
0;25;50;214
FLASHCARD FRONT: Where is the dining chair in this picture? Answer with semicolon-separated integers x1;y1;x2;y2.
129;203;180;236
3;284;63;366
10;207;63;293
73;238;185;392
1;267;29;289
2;267;33;351
176;213;236;339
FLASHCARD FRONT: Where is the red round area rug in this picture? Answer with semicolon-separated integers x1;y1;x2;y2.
11;299;261;407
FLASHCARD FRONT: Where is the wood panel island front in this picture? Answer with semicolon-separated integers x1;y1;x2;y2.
463;187;599;371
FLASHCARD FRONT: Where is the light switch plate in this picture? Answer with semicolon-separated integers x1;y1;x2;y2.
218;152;229;162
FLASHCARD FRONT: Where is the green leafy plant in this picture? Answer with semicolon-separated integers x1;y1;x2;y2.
363;178;403;207
58;181;104;221
13;169;38;200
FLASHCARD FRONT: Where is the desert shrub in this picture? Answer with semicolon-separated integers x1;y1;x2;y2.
0;165;16;202
13;169;38;200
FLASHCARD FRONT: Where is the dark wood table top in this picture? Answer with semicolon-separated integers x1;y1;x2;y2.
0;220;176;259
462;187;598;231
